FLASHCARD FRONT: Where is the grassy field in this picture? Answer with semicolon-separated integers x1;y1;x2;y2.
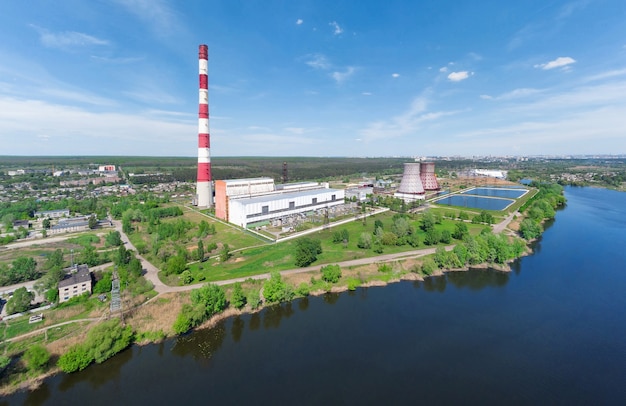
176;210;489;284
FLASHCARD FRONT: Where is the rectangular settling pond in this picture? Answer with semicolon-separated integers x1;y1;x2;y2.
461;187;528;199
435;194;514;210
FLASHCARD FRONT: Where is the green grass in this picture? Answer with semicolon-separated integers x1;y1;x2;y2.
178;211;487;284
2;318;38;340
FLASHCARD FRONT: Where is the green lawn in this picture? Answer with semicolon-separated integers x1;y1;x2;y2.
179;211;488;284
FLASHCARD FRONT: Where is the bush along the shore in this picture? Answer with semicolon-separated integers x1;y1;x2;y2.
173;283;227;335
57;319;133;373
519;182;566;240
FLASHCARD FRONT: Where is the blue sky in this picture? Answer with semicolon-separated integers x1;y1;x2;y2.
1;0;625;157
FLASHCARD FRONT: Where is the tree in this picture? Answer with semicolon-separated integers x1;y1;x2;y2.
453;222;469;240
374;219;384;231
219;243;230;262
42;217;51;229
440;230;452;244
45;249;64;269
23;345;50;371
105;230;122;247
321;264;342;283
88;215;98;229
6;287;34;314
294;238;322;267
115;245;131;266
391;217;410;238
263;271;294;303
79;245;100;266
520;219;542;240
231;282;247;309
181;270;193;285
357;232;372;249
196;240;205;261
424;228;441;246
57;345;92;373
15;256;38;279
164;255;187;275
421;211;436;232
122;215;132;234
191;283;227;317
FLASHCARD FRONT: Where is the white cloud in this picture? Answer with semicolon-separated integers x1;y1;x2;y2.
362;92;372;96
330;21;343;35
582;68;626;83
331;67;355;84
303;54;331;70
113;0;181;37
481;88;544;101
90;55;143;64
534;56;576;70
391;73;400;78
285;127;305;134
359;92;458;141
439;66;448;72
296;19;303;25
0;96;194;155
31;25;109;49
447;71;473;82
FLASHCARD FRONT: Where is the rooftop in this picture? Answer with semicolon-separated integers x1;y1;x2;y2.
58;264;92;288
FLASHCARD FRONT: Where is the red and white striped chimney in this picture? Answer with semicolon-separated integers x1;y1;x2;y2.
196;44;212;207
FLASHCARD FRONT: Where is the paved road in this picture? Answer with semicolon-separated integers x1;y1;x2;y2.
111;220;168;293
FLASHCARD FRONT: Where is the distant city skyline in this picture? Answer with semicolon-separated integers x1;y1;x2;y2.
1;0;625;157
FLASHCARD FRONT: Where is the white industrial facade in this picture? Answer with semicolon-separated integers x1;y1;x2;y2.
227;187;345;228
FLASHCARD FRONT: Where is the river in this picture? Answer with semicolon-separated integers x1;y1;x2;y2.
4;186;626;405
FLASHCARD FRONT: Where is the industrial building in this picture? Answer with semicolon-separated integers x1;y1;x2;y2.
394;162;440;202
58;264;92;303
215;178;345;228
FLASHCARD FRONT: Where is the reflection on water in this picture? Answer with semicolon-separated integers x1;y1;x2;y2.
171;322;226;361
58;345;134;392
231;316;244;342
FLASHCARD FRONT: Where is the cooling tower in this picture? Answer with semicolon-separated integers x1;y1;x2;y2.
420;162;439;190
196;44;212;207
395;163;425;201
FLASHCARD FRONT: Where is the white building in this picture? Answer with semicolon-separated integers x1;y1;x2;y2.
228;188;344;228
215;177;344;228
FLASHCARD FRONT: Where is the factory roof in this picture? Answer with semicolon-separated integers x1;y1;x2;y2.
59;264;92;288
230;187;342;205
221;177;273;184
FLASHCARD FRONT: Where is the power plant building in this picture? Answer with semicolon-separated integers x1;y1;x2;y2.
394;162;440;202
215;178;345;228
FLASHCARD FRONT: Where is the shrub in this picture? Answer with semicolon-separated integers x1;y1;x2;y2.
378;263;392;273
181;270;193;285
173;312;192;335
248;289;262;309
321;264;342;283
296;283;310;296
57;345;92;373
231;283;247;309
357;233;372;249
23;345;50;371
346;278;360;291
263;271;294;303
421;258;437;276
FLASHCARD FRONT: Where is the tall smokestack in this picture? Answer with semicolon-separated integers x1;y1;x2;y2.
196;44;212;207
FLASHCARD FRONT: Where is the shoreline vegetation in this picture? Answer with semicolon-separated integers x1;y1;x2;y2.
0;181;565;395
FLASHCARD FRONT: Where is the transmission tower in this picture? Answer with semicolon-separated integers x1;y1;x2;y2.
110;268;122;316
